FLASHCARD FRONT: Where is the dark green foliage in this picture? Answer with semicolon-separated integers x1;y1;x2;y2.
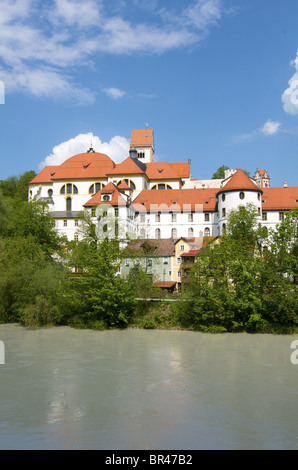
0;171;36;201
178;205;298;333
60;238;136;329
212;165;230;179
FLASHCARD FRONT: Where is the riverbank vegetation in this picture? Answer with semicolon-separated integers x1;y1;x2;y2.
0;173;297;333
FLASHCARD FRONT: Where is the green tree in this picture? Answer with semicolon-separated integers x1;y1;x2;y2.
6;200;64;257
179;203;298;333
60;238;136;329
128;263;156;299
0;171;36;201
0;235;63;325
212;165;230;179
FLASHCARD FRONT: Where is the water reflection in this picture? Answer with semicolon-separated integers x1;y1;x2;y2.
0;325;298;449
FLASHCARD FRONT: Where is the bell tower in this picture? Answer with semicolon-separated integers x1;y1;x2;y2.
130;126;154;163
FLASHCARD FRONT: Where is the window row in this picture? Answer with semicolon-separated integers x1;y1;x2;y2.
221;192;261;201
61;219;79;227
142;213;211;223
222;207;262;218
60;182;107;196
140;227;211;239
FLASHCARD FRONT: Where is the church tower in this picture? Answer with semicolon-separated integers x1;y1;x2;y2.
130;127;154;163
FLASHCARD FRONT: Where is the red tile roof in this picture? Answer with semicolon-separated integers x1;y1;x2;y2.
131;128;153;148
133;188;218;212
51;152;115;180
84;182;127;207
29;166;58;184
153;281;176;288
218;169;261;194
125;238;177;256
107;157;145;175
168;162;190;178
145;162;181;180
181;250;200;257
262;187;298;211
117;180;132;190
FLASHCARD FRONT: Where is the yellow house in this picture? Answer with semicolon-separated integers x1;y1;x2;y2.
172;238;200;290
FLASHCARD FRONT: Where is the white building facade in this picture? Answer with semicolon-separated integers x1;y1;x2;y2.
29;128;298;243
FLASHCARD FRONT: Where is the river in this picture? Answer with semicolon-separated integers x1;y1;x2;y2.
0;324;297;450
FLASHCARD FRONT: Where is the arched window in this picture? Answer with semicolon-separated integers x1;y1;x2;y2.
89;182;104;194
204;227;210;237
188;227;194;238
171;228;177;238
222;223;226;235
48;189;53;197
66;197;72;212
151;184;172;190
140;229;146;238
103;195;110;202
239;191;245;200
60;184;78;195
155;228;161;239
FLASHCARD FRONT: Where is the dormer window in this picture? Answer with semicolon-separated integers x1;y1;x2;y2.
102;194;111;202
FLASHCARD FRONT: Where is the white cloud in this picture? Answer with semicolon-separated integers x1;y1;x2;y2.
104;87;126;100
282;52;298;115
51;0;102;27
0;64;95;103
40;132;130;168
260;119;281;136
0;0;225;102
234;119;281;142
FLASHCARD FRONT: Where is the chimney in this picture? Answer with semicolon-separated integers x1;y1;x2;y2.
284;181;288;188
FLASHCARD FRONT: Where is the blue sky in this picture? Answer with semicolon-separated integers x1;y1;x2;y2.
0;0;298;187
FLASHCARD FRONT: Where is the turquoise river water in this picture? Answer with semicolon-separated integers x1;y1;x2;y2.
0;324;298;450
